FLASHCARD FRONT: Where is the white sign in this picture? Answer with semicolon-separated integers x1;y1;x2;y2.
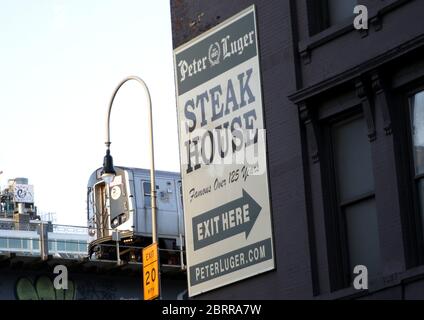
174;5;274;297
13;184;34;203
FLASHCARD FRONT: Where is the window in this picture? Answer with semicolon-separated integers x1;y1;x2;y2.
331;114;381;282
48;240;56;251
143;181;152;208
66;241;79;252
0;237;7;248
9;238;22;249
87;187;94;221
142;181;158;208
308;0;357;35
32;239;39;250
57;240;66;251
78;241;87;253
410;91;424;239
328;0;357;26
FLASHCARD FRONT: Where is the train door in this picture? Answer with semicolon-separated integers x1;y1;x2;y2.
141;180;155;235
88;181;109;240
141;178;179;238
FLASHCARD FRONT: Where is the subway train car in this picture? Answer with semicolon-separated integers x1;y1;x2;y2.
86;167;185;264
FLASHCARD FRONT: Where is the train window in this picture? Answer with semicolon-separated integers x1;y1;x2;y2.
87;188;94;220
143;181;152;208
142;181;159;208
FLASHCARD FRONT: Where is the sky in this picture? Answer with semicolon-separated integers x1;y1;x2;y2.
0;0;180;226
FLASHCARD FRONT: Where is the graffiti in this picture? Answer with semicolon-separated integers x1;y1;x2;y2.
76;280;117;300
15;276;76;300
15;276;123;300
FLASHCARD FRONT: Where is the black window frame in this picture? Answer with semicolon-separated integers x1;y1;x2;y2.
320;105;380;290
307;0;357;36
408;87;424;182
307;0;330;36
402;84;424;267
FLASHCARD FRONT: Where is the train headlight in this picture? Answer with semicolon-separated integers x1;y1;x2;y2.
111;218;119;227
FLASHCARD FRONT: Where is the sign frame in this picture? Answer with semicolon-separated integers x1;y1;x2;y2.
174;5;275;297
13;184;34;203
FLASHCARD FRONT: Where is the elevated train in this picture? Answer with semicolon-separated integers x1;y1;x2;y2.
86;167;185;264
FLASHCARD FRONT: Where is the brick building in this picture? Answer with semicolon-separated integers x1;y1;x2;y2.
170;0;424;299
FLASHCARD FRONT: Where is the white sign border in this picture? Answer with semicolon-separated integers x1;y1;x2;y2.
173;4;276;297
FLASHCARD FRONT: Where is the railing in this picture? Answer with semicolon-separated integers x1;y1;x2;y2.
0;220;89;258
0;236;40;255
0;220;186;270
52;224;88;235
0;236;186;270
0;236;88;256
0;220;39;231
89;242;186;270
0;220;88;234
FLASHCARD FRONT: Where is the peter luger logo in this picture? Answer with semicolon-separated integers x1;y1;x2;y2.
178;30;255;83
208;42;221;66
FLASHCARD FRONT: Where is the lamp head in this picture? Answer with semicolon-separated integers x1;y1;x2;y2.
101;148;116;185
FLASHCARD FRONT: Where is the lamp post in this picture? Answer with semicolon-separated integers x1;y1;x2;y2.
101;76;158;245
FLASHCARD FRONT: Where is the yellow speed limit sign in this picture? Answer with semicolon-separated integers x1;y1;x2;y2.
142;243;159;300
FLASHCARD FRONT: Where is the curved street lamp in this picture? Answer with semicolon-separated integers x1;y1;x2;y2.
101;75;158;244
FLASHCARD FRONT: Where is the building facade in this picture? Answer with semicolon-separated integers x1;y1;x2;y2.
170;0;424;299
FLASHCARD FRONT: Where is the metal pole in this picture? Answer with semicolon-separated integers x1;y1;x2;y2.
116;238;121;266
39;221;47;261
105;76;160;299
105;76;158;244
